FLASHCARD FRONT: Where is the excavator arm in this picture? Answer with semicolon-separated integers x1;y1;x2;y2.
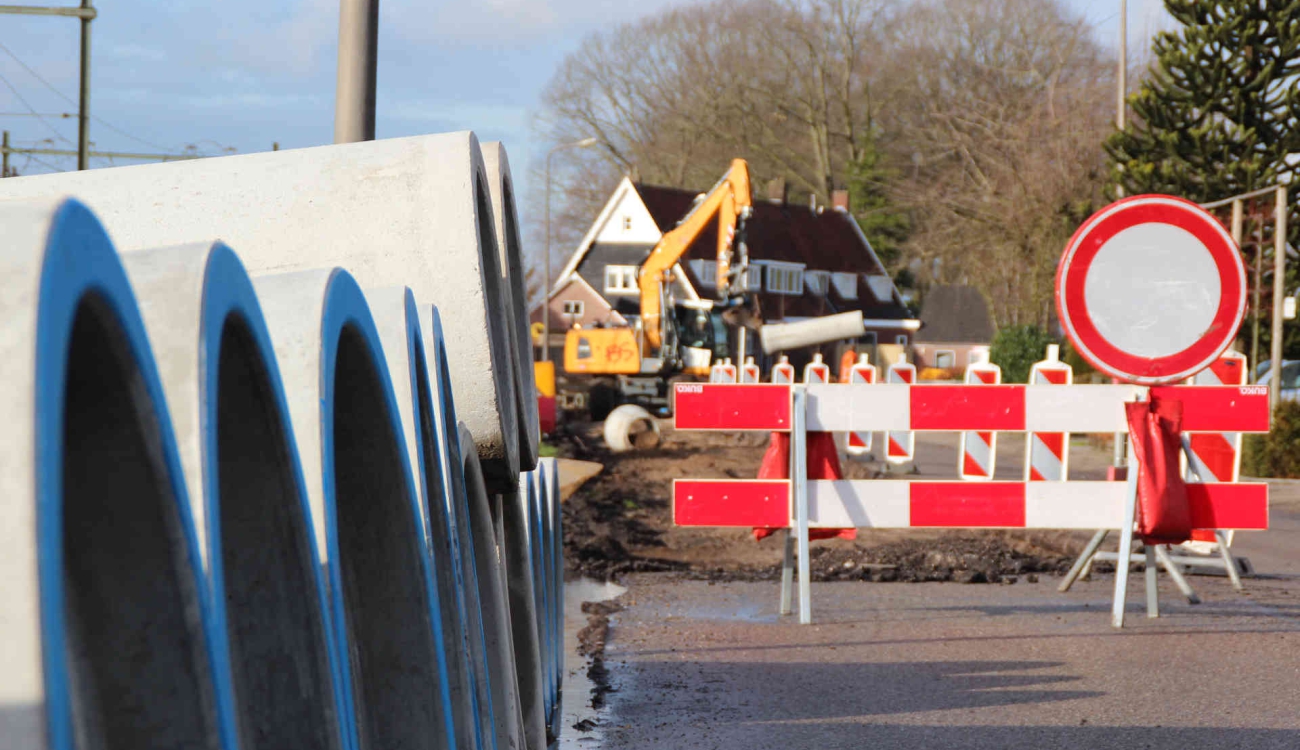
639;158;753;350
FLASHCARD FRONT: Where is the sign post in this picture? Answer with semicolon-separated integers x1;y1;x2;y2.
1056;195;1247;626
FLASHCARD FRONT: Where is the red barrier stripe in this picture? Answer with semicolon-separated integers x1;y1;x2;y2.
1038;433;1065;460
910;483;1026;527
1150;386;1269;432
1187;483;1268;530
673;480;789;527
1040;370;1068;385
1187;433;1237;483
911;385;1026;431
674;383;790;431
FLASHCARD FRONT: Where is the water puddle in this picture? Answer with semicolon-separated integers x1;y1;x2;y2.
558;577;626;748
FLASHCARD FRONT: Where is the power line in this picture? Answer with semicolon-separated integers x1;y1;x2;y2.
0;68;73;144
0;37;184;155
0;110;74;117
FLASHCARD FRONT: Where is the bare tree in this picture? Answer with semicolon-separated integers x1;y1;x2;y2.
883;0;1114;328
528;0;1114;329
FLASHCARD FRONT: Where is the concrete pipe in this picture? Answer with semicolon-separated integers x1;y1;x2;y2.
540;456;566;721
521;472;552;719
524;470;559;729
459;424;527;750
759;310;866;354
604;403;662;452
253;268;455;750
418;305;499;748
0;132;523;493
0;198;234;750
501;475;549;750
481;141;541;472
123;241;348;750
367;288;482;750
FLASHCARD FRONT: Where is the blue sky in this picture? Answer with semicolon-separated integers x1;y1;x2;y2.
1;0;1172;216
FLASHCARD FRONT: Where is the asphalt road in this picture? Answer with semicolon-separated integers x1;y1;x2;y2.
558;439;1300;749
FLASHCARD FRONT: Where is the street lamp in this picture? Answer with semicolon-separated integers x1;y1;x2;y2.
542;136;599;361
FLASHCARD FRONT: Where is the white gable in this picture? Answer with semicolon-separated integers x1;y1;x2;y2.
594;185;663;245
551;177;666;296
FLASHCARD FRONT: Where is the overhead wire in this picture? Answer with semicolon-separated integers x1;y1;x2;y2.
0;69;74;144
0;38;207;155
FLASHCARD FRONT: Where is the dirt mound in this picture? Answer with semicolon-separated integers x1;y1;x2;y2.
556;422;1090;583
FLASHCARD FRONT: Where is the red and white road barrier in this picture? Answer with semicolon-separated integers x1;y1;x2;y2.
1183;351;1248;484
803;353;830;385
884;356;916;465
958;357;1001;480
1025;345;1073;482
674;479;1267;531
845;354;876;456
771;356;795;385
671;378;1269;625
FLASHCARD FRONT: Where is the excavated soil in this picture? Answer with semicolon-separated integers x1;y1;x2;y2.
557;422;1092;584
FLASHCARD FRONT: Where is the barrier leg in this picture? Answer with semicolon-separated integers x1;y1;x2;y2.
779;529;795;616
1216;531;1245;591
1112;438;1140;628
1154;545;1200;604
1059;529;1107;592
792;387;812;625
1144;545;1159;618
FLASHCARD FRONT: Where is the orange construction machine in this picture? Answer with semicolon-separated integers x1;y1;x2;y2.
562;158;756;416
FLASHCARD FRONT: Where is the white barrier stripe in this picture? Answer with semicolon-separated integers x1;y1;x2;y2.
1022;384;1140;432
808;383;912;431
1025;482;1126;529
808;481;909;528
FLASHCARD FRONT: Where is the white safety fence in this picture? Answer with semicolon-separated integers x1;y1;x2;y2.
0;134;564;750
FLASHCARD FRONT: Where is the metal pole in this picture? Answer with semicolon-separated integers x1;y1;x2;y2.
2;130;9;177
543;149;553;362
77;0;91;170
1253;210;1263;377
1271;185;1287;410
334;0;378;143
1117;0;1126;132
793;386;811;625
1112;427;1140;628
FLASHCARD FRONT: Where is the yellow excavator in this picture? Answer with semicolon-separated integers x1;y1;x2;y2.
563;158;755;393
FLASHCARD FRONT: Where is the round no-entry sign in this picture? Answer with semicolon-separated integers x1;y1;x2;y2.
1056;195;1246;385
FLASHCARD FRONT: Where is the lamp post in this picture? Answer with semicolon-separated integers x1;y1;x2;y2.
542;136;598;361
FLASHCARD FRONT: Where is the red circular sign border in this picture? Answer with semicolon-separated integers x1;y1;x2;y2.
1055;194;1246;385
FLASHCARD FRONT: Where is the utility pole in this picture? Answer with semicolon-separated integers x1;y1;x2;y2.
2;130;9;177
334;0;378;143
1272;185;1288;410
1112;0;1127;469
78;0;92;170
0;3;97;169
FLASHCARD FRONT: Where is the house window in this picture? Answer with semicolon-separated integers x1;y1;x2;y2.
604;265;639;294
895;334;909;346
745;265;762;290
832;272;858;299
935;350;956;369
766;265;804;295
689;259;718;287
562;300;585;317
866;274;893;302
805;270;831;296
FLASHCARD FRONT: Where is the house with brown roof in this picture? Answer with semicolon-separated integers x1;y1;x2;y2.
535;176;919;371
911;285;995;375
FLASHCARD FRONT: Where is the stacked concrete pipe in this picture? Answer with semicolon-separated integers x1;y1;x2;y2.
0;133;566;750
